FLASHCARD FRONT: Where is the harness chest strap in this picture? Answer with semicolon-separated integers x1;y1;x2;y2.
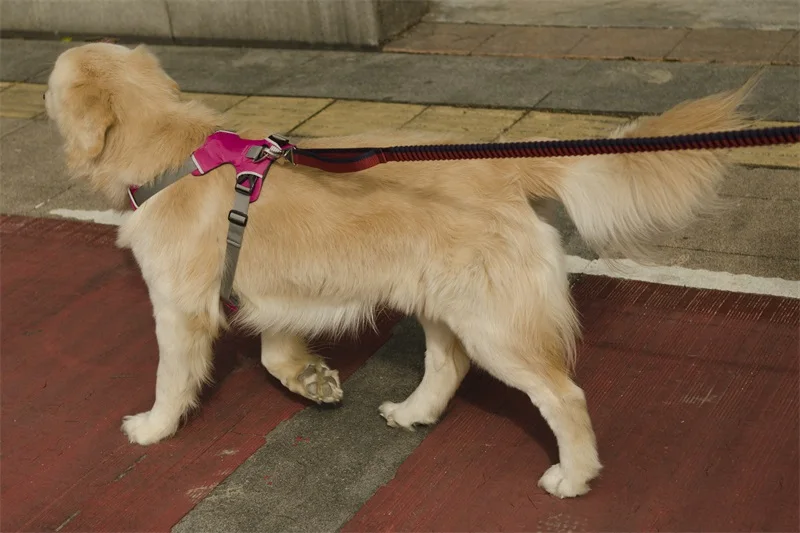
128;131;294;313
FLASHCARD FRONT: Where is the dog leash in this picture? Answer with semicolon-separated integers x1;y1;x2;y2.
287;125;800;173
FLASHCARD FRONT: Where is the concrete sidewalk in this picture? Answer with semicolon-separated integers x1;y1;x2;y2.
426;0;800;30
385;23;799;65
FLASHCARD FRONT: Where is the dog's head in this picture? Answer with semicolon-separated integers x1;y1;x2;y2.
45;42;182;183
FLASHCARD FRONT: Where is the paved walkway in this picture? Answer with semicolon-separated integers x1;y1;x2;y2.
2;215;797;532
386;23;799;65
1;15;798;532
426;0;800;30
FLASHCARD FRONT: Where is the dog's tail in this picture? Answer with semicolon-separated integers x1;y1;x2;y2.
525;76;759;259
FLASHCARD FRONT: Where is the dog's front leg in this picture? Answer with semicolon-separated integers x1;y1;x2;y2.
122;296;214;445
260;331;343;404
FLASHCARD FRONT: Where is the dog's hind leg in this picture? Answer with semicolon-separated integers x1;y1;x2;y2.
260;331;343;404
121;299;215;445
459;325;602;498
379;317;470;430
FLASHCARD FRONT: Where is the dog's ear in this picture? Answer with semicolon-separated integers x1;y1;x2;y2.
65;84;115;161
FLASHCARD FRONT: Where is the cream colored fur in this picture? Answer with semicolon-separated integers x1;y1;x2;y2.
45;42;757;498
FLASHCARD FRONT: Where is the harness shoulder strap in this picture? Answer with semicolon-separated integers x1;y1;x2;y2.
128;158;198;209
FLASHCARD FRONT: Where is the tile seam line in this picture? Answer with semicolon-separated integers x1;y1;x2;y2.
163;0;175;43
774;31;800;58
563;28;594;55
216;94;250;113
493;108;533;140
662;29;691;59
28;66;52;84
398;104;433;129
528;59;593;109
529;89;556;111
30;181;76;212
286;99;338;135
465;25;509;56
0;112;42;138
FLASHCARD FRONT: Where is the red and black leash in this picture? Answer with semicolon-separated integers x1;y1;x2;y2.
288;125;800;173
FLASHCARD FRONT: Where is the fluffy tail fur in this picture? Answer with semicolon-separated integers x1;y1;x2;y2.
536;77;759;259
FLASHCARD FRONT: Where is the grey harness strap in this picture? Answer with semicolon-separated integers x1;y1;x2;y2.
128;158;198;209
220;173;260;309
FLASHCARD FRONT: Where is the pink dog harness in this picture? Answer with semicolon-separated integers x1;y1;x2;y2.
128;130;294;313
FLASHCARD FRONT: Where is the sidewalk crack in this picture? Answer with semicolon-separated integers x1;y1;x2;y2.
164;0;176;43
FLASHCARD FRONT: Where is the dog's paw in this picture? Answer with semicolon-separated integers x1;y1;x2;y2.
378;401;436;431
537;464;591;498
297;362;342;404
121;411;177;446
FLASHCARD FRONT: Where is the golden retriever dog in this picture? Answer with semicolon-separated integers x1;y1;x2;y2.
45;42;755;498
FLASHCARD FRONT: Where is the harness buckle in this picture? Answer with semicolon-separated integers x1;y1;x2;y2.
245;145;266;162
228;209;248;227
264;143;285;159
284;146;296;165
235;174;255;195
245;135;291;163
269;133;290;143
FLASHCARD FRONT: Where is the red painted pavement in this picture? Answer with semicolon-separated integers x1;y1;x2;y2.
0;215;399;533
344;276;799;532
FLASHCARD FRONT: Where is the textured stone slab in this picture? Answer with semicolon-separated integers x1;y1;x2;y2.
384;22;502;55
667;28;797;63
536;61;758;116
